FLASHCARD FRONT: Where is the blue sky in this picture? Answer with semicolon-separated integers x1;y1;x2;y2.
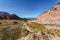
0;0;60;18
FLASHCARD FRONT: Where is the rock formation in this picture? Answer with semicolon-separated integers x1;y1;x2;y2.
37;2;60;22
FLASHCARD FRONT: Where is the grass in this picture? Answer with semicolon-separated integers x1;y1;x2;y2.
26;22;60;37
44;29;60;37
0;20;60;40
0;20;31;40
26;22;46;32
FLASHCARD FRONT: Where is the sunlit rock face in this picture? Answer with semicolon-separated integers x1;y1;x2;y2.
37;2;60;22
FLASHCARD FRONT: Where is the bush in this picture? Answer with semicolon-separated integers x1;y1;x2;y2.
0;22;2;24
13;21;18;24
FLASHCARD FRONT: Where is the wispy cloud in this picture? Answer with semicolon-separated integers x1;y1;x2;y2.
57;0;60;2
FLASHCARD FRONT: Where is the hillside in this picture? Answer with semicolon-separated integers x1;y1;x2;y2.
37;2;60;22
0;11;22;20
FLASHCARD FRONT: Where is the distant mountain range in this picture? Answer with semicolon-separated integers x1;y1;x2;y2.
0;11;22;20
0;11;36;20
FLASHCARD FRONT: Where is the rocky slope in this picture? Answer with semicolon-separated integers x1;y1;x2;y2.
17;32;60;40
37;2;60;22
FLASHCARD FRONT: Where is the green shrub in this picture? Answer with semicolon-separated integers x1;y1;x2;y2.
26;22;46;32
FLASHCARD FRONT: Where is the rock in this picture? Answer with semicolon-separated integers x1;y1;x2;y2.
17;32;60;40
36;2;60;22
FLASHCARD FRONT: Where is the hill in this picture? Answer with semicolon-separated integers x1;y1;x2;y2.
0;11;22;20
37;2;60;22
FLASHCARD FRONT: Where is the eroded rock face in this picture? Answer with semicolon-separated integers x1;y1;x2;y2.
37;2;60;22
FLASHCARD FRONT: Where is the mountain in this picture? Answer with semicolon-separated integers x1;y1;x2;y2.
37;2;60;22
0;11;22;20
